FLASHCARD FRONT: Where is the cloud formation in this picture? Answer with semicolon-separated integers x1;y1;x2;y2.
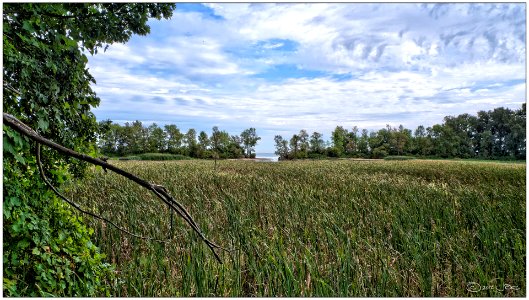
88;3;526;152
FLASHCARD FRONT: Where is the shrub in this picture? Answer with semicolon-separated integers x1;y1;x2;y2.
372;147;388;159
327;147;341;158
137;153;193;161
118;156;141;161
384;156;416;161
3;156;114;297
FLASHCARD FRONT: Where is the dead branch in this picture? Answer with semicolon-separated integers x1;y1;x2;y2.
36;143;168;243
3;112;225;263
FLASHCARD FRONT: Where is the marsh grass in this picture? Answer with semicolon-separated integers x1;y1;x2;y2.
63;159;526;296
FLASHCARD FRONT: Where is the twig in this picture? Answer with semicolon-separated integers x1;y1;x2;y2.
3;83;22;95
4;112;226;263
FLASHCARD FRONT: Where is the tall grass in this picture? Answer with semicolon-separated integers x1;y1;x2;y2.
62;159;526;296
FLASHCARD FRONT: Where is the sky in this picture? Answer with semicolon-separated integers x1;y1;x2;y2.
88;3;526;153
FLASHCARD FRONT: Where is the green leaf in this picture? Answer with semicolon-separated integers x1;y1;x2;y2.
14;153;26;165
22;20;35;32
32;247;41;255
37;118;49;132
9;196;21;207
17;239;31;249
3;136;16;155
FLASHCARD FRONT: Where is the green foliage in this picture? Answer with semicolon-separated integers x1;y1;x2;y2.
64;159;525;296
4;2;176;169
118;156;142;161
275;105;525;161
3;3;176;296
384;155;416;160
3;148;114;296
240;127;261;158
97;121;254;160
117;153;192;161
136;153;193;161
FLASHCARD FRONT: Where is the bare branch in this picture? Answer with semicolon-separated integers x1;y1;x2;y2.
4;112;226;263
3;83;22;95
36;143;168;242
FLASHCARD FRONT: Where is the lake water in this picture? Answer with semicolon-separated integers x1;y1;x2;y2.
255;153;279;162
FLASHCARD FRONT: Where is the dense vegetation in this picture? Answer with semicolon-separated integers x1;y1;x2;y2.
63;159;525;296
97;121;261;159
3;3;175;296
275;104;526;160
3;2;525;298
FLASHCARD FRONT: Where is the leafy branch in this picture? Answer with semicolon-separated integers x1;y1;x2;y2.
4;112;228;263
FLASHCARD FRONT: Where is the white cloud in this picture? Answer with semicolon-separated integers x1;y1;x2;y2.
87;3;525;152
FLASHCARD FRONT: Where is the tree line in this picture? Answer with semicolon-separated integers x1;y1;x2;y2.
274;104;526;160
97;120;261;159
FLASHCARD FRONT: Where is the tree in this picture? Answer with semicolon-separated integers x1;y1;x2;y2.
394;125;411;156
124;120;148;154
429;124;458;158
210;126;222;159
443;114;477;158
184;128;198;157
217;130;232;158
413;125;432;156
165;124;184;154
309;131;325;154
345;126;359;155
274;135;289;160
97;119;117;155
147;123;167;153
240;127;261;158
331;126;348;156
506;104;526;159
228;135;244;158
357;129;370;157
369;127;391;158
3;3;176;296
197;131;210;158
289;134;301;159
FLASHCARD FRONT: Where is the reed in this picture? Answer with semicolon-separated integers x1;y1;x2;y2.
63;159;526;296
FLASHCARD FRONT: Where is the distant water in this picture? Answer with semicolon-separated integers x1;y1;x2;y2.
255;153;279;162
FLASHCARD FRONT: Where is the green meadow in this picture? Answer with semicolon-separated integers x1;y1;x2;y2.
63;159;526;297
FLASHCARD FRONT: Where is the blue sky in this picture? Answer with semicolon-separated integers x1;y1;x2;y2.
88;3;526;153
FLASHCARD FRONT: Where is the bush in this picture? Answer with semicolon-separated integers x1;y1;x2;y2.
308;153;328;159
118;156;141;161
117;153;193;161
384;156;416;161
3;155;114;297
137;153;193;161
372;147;388;159
327;147;341;158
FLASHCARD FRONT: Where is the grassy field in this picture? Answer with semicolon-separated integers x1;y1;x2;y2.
62;159;526;297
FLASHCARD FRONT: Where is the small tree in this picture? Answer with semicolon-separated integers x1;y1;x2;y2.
309;131;325;154
198;131;210;158
165;124;184;154
274;135;289;160
184;128;198;157
331;126;348;156
240;128;261;158
289;134;300;159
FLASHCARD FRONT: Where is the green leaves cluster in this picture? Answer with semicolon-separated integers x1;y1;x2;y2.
3;149;114;296
4;3;175;166
3;3;175;296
